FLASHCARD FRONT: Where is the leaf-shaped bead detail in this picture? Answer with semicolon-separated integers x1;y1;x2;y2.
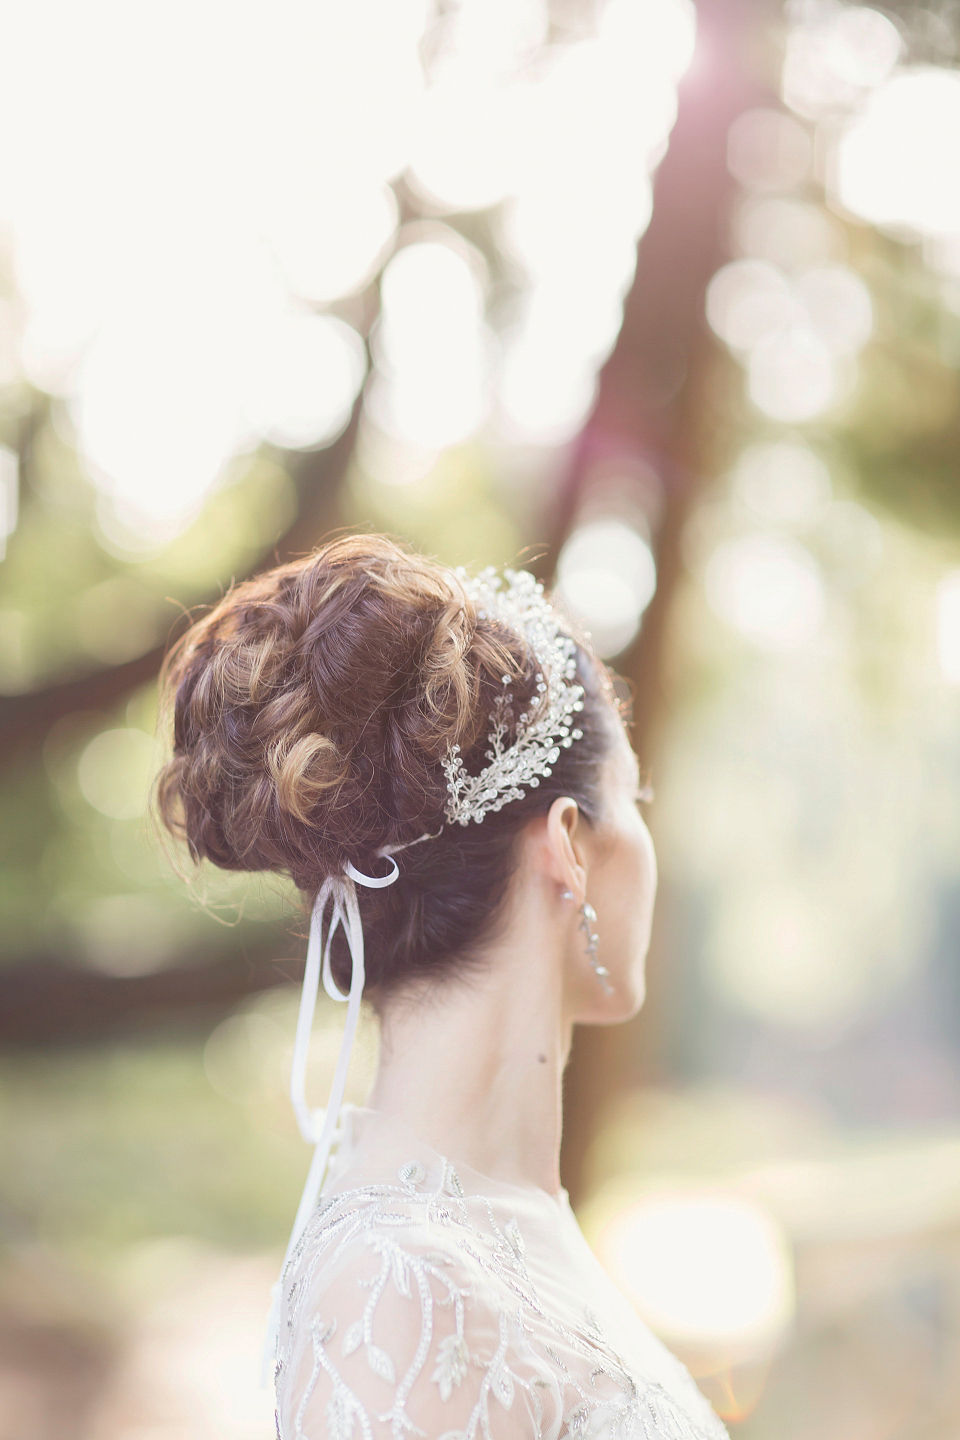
444;1166;464;1198
326;1390;355;1440
432;1333;469;1402
504;1217;525;1259
398;1160;425;1186
564;1402;591;1434
341;1320;363;1357
366;1344;396;1384
492;1367;514;1410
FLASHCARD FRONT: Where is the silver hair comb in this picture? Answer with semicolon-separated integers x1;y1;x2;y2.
443;568;586;826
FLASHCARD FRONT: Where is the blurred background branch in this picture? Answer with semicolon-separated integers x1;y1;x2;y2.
0;393;362;757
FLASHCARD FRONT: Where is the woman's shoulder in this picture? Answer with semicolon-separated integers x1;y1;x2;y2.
286;1177;493;1312
289;1162;503;1277
276;1168;728;1440
275;1172;533;1440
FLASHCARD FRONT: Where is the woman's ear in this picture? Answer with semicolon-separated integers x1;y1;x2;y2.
544;796;588;900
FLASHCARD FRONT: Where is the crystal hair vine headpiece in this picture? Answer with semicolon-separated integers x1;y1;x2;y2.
265;566;587;1381
443;567;586;826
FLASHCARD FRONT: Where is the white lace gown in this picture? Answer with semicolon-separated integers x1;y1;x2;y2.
275;1106;728;1440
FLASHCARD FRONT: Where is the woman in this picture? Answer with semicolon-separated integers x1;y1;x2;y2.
156;535;726;1440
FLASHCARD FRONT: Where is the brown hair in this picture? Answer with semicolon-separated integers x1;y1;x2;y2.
156;534;616;995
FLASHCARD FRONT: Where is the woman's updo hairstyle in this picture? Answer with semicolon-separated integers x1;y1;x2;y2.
156;534;617;996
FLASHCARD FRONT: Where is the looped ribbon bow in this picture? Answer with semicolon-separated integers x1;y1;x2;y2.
262;853;400;1382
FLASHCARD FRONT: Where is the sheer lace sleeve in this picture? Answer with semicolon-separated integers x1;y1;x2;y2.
275;1175;726;1440
277;1199;560;1440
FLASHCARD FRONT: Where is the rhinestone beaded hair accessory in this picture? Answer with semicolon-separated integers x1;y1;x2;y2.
443;567;586;826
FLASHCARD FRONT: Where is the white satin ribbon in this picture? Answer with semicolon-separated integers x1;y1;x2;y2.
262;853;400;1382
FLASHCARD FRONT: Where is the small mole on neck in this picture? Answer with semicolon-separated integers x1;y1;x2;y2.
537;1053;547;1064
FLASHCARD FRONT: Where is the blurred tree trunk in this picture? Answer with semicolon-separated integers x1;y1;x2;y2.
556;0;769;1203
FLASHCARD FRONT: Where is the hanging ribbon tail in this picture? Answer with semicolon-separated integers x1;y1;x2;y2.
261;854;400;1388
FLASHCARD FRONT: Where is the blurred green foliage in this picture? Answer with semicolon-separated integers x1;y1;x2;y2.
841;241;960;535
0;1039;306;1259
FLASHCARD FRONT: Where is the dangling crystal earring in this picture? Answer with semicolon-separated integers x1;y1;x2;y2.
562;891;612;994
579;902;613;993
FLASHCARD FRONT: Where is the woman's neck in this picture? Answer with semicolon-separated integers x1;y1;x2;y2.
367;890;571;1195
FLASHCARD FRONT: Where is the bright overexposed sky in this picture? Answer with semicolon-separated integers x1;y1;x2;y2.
0;0;696;546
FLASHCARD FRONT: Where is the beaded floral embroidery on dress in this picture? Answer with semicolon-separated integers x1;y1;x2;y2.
275;1149;728;1440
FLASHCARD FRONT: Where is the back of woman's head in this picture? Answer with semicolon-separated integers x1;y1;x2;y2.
156;534;616;996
